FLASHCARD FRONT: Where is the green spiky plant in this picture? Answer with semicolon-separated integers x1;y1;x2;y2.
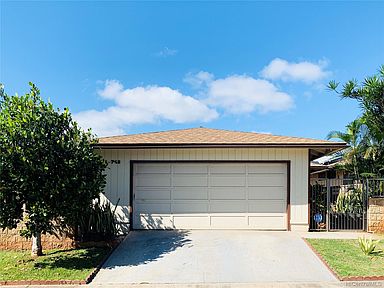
332;188;363;214
78;198;120;242
358;237;382;256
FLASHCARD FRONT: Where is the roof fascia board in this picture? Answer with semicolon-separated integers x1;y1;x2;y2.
94;143;347;149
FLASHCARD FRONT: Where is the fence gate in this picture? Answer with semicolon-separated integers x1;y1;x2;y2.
309;179;368;231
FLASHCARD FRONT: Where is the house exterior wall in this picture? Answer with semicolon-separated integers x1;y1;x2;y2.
100;147;310;232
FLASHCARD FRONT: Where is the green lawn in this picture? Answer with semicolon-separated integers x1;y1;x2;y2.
0;247;110;281
306;238;384;278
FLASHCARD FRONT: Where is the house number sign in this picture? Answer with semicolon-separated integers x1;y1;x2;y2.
313;213;323;223
110;160;121;164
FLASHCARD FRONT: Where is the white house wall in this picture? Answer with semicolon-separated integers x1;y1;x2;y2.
100;148;310;232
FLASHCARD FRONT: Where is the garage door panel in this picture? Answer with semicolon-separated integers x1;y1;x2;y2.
248;163;286;174
136;175;171;187
135;203;171;214
136;164;171;174
173;188;208;200
209;187;246;200
248;187;286;200
210;164;246;174
211;216;247;228
248;200;286;213
248;175;286;187
172;202;208;213
210;201;247;213
173;216;210;229
248;216;286;230
135;189;171;200
173;175;208;187
173;164;208;174
210;176;246;187
137;214;174;229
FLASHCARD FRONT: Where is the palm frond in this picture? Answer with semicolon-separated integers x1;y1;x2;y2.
326;130;350;142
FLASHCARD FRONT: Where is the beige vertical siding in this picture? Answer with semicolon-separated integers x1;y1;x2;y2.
101;148;309;231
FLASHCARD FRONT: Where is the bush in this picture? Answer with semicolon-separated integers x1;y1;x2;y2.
358;237;382;256
78;198;120;242
56;197;120;242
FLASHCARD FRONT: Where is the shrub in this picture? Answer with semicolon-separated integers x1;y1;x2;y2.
78;198;120;242
358;237;382;256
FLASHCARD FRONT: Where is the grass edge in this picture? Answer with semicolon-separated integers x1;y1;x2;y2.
303;237;384;281
0;235;126;286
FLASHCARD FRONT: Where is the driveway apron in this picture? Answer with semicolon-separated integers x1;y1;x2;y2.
92;230;337;284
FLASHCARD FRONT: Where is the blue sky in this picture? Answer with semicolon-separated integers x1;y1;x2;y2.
1;1;383;139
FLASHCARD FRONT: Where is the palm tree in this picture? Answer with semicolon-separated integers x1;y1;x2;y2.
359;117;384;177
327;118;364;179
327;65;384;178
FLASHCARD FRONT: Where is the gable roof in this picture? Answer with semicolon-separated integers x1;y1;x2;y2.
96;127;346;149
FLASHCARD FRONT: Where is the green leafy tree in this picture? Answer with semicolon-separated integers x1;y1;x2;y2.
328;65;384;177
0;83;107;256
327;118;364;179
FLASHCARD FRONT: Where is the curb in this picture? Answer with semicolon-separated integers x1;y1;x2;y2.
0;280;85;285
302;237;384;281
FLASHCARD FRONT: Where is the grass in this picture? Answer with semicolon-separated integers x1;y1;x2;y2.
0;247;110;281
306;238;384;278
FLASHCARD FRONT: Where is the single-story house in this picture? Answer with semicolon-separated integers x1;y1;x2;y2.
96;127;346;232
310;149;347;179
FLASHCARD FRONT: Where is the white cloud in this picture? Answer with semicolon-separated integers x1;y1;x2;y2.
260;58;329;83
97;80;123;100
183;71;214;89
78;59;315;136
74;80;218;136
206;75;294;114
155;47;178;57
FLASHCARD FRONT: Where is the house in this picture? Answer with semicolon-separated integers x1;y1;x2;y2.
96;127;346;232
310;149;346;180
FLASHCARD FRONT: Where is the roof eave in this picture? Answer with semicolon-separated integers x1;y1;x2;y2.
94;143;347;149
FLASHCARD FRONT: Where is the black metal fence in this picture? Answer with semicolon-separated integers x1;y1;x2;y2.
367;179;384;198
309;178;368;231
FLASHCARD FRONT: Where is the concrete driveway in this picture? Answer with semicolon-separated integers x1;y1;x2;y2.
92;230;337;284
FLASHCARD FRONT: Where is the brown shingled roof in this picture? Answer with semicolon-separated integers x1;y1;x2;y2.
97;127;346;148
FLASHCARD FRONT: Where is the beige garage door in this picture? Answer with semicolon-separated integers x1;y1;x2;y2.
133;162;288;230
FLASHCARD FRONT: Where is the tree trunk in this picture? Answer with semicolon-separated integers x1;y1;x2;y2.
31;232;43;257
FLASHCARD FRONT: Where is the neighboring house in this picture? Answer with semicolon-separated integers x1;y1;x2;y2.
96;127;345;232
310;149;347;180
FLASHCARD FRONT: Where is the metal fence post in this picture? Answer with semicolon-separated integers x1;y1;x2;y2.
326;179;330;231
364;178;369;231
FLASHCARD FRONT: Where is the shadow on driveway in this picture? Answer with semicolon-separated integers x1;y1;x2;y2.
103;230;192;268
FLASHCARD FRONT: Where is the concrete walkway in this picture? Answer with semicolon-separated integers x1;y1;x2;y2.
92;230;337;284
4;283;384;288
299;231;383;239
88;283;383;288
3;282;384;288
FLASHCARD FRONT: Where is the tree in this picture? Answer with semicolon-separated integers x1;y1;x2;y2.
328;65;384;177
328;65;384;132
327;118;364;179
0;83;107;256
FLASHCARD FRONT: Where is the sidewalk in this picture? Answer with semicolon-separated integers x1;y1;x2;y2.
2;281;384;288
299;231;383;239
